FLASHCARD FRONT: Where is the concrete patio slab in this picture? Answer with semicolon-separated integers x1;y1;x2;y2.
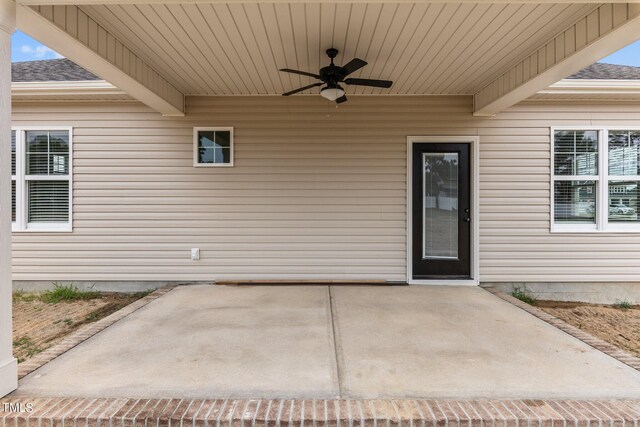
332;286;640;399
15;285;339;399
13;284;640;399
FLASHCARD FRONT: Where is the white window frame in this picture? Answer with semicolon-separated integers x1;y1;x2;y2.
193;127;234;167
11;126;73;233
551;126;640;233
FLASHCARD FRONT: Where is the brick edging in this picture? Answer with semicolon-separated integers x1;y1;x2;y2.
483;286;640;371
16;285;177;379
1;397;640;426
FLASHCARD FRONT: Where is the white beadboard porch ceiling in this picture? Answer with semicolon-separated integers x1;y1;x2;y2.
78;2;599;96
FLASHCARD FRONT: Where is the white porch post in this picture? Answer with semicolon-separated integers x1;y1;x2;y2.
0;0;17;398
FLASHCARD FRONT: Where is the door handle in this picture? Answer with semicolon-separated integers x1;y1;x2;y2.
463;217;471;222
464;208;470;214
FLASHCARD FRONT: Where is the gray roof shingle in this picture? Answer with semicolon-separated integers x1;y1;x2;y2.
568;62;640;80
12;58;99;82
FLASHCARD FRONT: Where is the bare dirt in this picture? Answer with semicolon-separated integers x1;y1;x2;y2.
537;300;640;358
13;293;144;363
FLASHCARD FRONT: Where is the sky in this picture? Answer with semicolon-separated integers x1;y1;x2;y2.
11;31;63;62
9;30;640;66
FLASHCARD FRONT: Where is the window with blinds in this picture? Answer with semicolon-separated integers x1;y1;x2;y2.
552;130;598;229
11;131;16;223
27;181;70;223
11;128;72;231
553;128;640;232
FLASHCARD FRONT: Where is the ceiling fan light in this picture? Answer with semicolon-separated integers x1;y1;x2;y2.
320;85;345;101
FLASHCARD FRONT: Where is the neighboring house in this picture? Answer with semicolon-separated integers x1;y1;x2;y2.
10;58;640;298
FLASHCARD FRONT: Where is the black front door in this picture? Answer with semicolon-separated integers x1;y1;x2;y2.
412;143;471;280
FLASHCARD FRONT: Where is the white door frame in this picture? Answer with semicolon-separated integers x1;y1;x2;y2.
406;136;480;286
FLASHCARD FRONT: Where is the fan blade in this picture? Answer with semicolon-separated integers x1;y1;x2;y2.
341;58;367;76
343;78;392;88
335;95;348;104
279;68;322;80
282;82;323;96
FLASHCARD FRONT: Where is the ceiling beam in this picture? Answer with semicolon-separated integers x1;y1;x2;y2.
14;0;640;5
474;3;640;116
17;4;184;116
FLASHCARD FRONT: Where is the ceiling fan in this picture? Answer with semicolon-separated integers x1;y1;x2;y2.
279;48;393;104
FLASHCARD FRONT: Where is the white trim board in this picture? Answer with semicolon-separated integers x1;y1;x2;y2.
11;80;126;97
406;136;480;286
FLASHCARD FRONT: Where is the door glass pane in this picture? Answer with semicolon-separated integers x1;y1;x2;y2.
553;180;596;223
609;181;639;223
423;152;458;259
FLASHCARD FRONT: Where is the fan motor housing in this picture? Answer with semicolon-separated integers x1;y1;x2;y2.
320;65;346;84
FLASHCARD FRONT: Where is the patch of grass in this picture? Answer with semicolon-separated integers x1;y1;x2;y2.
13;336;43;361
614;299;633;310
511;286;538;305
41;283;101;304
12;290;39;303
85;311;100;322
133;290;153;298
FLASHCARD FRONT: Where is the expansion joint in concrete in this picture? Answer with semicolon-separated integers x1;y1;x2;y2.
327;286;345;398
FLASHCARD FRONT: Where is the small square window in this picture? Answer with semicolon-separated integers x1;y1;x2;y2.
194;128;234;167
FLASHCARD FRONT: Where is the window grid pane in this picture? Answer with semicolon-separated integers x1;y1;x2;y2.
26;130;69;175
27;180;69;223
554;180;596;224
11;180;16;223
11;130;16;176
197;130;231;164
608;181;639;223
554;130;598;176
609;130;640;176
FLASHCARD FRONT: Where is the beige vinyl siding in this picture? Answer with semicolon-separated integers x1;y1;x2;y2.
11;96;640;282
